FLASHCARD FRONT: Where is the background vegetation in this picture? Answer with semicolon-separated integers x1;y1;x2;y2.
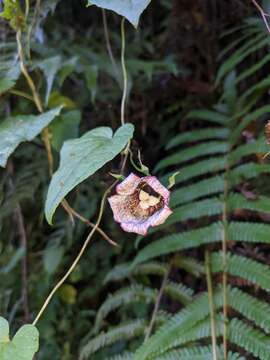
1;0;270;359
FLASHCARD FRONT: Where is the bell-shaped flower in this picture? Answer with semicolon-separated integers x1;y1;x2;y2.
108;173;172;235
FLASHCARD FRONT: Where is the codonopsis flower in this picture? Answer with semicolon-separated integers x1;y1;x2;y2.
108;173;172;235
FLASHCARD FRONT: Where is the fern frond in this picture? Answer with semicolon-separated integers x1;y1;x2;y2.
94;285;157;333
162;156;226;185
170;175;224;207
227;287;270;333
156;346;244;360
235;52;270;85
166;127;229;149
166;198;222;226
230;105;270;144
104;262;168;284
164;281;193;305
228;193;270;214
173;256;204;277
132;223;222;267
133;290;222;360
79;320;146;359
103;263;132;283
186;109;229;125
218;31;256;59
229;221;270;244
239;76;270;105
107;352;134;360
155;141;228;171
141;316;223;360
230;163;270;185
211;252;270;292
229;138;268;165
229;318;270;360
216;34;268;83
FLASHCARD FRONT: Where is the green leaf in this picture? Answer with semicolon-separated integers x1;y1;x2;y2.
35;56;62;105
0;317;39;360
0;0;25;30
87;0;151;28
0;106;62;167
43;243;65;275
45;124;134;224
0;63;20;95
0;318;9;344
50;110;81;151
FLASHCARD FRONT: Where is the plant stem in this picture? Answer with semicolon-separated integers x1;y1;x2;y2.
252;0;270;34
9;89;34;102
32;181;117;326
205;250;218;360
16;29;54;175
61;199;118;247
16;30;43;113
120;18;127;126
144;264;171;341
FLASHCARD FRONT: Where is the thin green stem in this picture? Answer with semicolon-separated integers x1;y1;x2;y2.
24;0;30;20
9;89;34;102
32;181;117;326
16;30;43;113
205;250;218;360
120;18;127;126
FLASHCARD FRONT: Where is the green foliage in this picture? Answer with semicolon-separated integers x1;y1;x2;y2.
0;317;39;360
0;107;62;167
0;0;25;30
2;1;270;359
83;17;270;359
87;0;151;27
45;124;134;224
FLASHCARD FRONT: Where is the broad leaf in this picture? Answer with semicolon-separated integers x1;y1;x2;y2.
35;56;62;105
0;63;20;95
45;124;134;224
0;317;39;360
0;106;62;167
50;110;81;151
87;0;151;28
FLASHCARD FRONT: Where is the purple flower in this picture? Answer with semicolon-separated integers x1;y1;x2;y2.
108;173;172;235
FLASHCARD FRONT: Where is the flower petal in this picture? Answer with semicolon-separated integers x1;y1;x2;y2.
120;205;172;235
148;205;173;227
116;173;141;195
108;194;135;223
120;220;149;236
143;176;170;204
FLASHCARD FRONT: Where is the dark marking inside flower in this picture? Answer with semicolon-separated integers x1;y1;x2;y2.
127;181;164;219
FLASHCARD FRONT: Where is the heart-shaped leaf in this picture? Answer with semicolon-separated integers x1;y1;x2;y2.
0;317;39;360
0;106;62;167
45;124;134;224
87;0;151;28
